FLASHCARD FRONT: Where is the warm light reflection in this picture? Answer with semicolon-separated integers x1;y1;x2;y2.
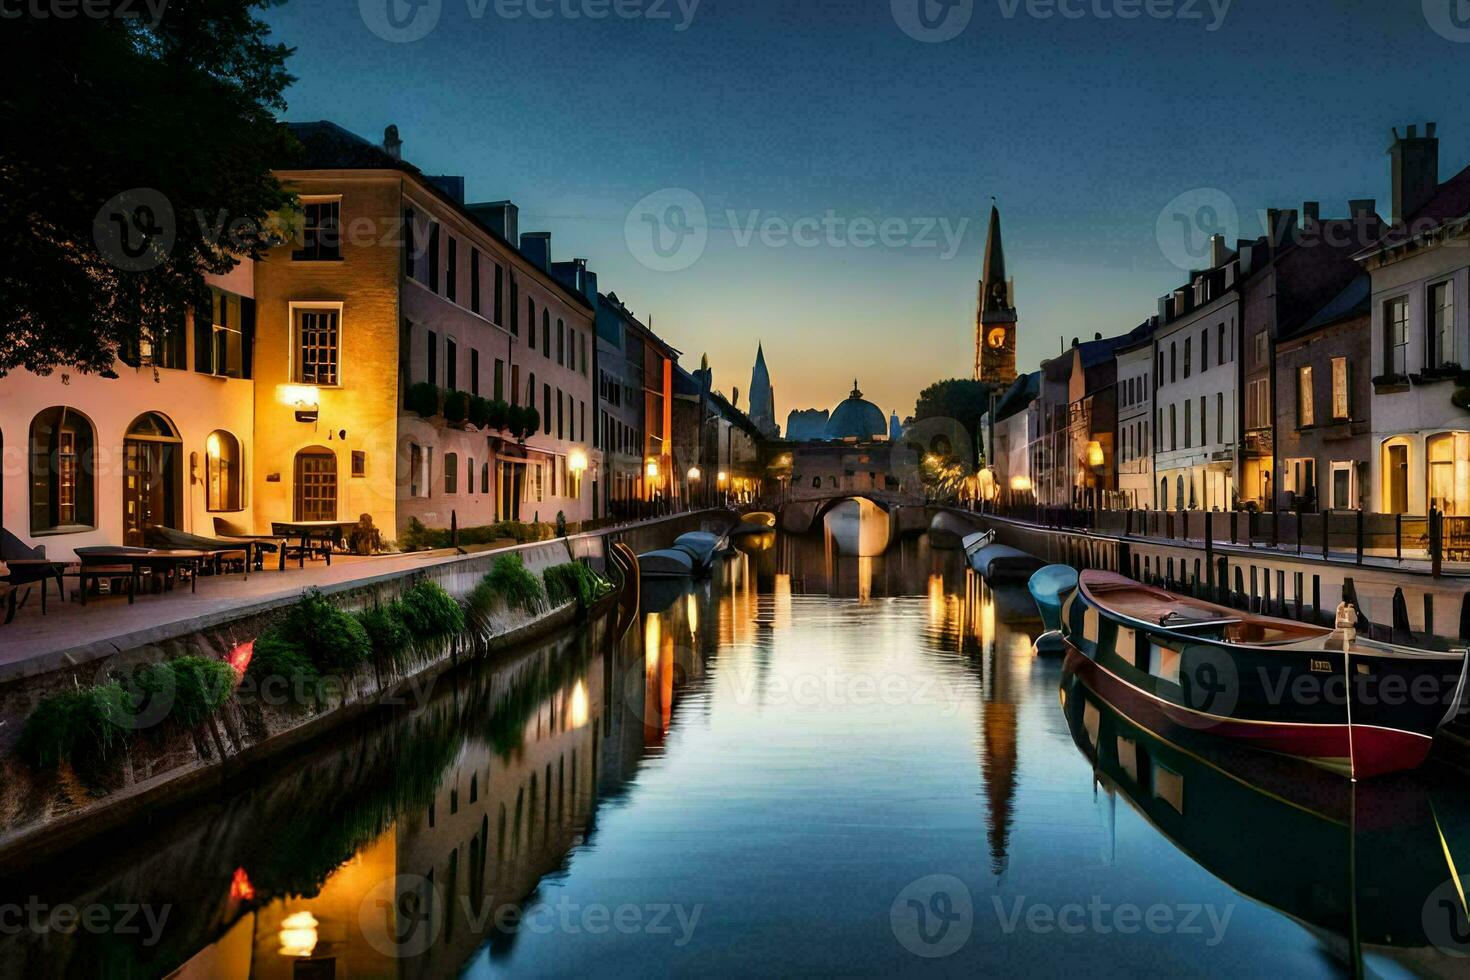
645;458;660;480
206;431;222;460
687;466;701;481
686;592;699;639
717;470;728;485
645;613;661;671
980;586;995;648
927;574;946;626
1010;475;1032;492
277;911;319;957
568;449;587;473
568;680;589;728
229;867;255;902
228;640;254;676
1087;440;1105;468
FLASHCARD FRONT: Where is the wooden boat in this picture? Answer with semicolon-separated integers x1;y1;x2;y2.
927;511;976;550
965;538;1044;584
636;548;694;579
1059;666;1470;961
1027;564;1078;655
822;498;890;557
672;531;724;572
731;511;776;535
1063;570;1470;779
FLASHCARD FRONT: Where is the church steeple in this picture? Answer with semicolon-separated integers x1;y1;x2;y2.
749;342;779;439
975;201;1019;386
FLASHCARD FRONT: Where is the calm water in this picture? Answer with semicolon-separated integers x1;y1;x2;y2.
5;531;1470;978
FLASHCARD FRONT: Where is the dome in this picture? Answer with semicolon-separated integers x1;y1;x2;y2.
823;380;887;442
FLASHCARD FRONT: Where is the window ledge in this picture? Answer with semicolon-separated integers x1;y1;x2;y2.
30;524;97;537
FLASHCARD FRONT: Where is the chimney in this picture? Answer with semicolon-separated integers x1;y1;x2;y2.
425;175;464;204
1301;201;1320;226
520;231;551;272
1208;233;1230;268
467;201;519;244
1390;122;1440;224
1348;198;1377;220
1265;208;1299;251
1158;294;1173;323
383;125;402;161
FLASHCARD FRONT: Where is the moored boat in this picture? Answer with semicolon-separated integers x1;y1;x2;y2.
637;548;695;579
672;531;724;573
965;539;1045;584
1027;564;1078;655
1063;570;1470;779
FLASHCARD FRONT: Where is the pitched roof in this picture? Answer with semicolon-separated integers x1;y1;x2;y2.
1355;163;1470;257
1292;271;1371;337
993;370;1040;422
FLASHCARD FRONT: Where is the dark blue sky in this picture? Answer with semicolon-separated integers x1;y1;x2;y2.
263;0;1470;418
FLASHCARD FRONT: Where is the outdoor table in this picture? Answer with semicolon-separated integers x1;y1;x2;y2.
270;521;354;567
0;558;68;621
76;549;211;604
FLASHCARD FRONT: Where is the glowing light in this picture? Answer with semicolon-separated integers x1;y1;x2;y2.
279;385;321;409
717;471;728;485
228;640;254;676
1010;476;1033;492
1087;441;1105;468
687;466;701;480
206;432;222;460
568;680;589;728
229;867;255;902
278;911;319;958
568;449;588;473
686;592;699;639
645;613;661;671
645;459;660;480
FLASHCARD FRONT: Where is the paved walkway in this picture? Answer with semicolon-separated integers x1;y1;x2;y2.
0;548;480;682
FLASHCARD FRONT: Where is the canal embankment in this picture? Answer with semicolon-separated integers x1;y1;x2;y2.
0;510;731;869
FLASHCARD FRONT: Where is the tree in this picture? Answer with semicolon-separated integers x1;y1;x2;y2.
909;378;992;463
0;0;298;376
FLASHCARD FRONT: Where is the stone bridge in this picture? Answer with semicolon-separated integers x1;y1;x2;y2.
774;490;925;536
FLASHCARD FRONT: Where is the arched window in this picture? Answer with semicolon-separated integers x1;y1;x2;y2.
481;460;490;494
527;372;536;406
1159;477;1167;510
29;406;96;533
294;447;337;521
1428;432;1470;515
1176;475;1185;511
123;412;182;545
444;452;458;494
206;430;243;511
467;456;474;495
811;476;821;489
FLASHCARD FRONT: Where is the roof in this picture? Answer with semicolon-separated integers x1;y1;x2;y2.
281;121;593;312
823;381;887;441
993;371;1041;422
598;292;680;358
1291;271;1371;337
1356;163;1470;257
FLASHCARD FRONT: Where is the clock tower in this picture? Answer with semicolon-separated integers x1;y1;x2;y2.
974;203;1018;387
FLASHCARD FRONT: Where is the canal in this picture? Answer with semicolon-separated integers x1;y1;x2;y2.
5;530;1470;977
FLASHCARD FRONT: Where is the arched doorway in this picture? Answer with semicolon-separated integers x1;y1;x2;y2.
294;447;337;521
123;412;183;545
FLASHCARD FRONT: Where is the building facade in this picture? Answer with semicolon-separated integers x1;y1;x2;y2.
593;291;680;516
1114;332;1154;509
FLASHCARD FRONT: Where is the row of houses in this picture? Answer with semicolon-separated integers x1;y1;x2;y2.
3;122;762;558
984;122;1470;519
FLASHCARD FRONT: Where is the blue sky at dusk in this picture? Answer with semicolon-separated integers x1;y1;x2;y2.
262;0;1470;420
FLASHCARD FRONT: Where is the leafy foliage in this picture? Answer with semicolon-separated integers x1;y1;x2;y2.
400;517;556;552
247;589;370;698
18;682;134;769
479;553;546;613
139;656;235;729
910;378;991;464
405;382;440;419
1;1;298;376
443;389;470;425
357;603;412;663
542;562;611;611
398;581;466;636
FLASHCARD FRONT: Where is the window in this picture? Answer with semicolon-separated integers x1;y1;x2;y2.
1184;399;1191;448
292;200;340;261
1201;330;1209;371
428;221;440;292
1386;297;1409;375
1217;322;1225;365
293;448;337;521
1157;350;1165;385
445;452;458;494
1297;366;1314;426
494;263;503;324
427;330;438;387
528;299;536;347
1199;395;1206;445
293;307;340;385
1430;280;1455;368
446;236;458;302
1330;461;1356;509
1216;392;1223;443
1246;378;1270;430
125;308;187;371
196;289;252;378
1331;357;1349;420
205;430;242;511
513;366;522;407
510;275;519;336
446;338;458;391
495;358;505;400
470;247;481;313
1428;432;1470;515
1383;441;1410;514
29;407;96;533
352;450;366;477
543;383;552;434
1170;343;1176;383
1253;330;1268;367
1169;404;1176;451
580;332;588;376
557;319;565;365
542;310;550;357
481;461;489;494
470;348;480;396
403;207;416;278
410;443;423;497
556;389;563;439
1184;337;1191;379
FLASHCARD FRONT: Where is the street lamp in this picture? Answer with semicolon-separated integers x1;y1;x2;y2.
688;466;702;508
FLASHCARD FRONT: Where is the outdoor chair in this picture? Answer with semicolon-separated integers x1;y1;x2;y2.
0;529;68;623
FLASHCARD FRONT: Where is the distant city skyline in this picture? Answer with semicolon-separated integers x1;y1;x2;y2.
262;0;1470;415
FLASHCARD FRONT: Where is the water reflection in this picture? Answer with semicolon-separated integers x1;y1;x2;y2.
3;533;1470;977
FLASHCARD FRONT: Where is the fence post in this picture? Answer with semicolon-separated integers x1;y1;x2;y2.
1432;507;1443;578
1355;509;1364;566
1322;510;1330;560
1205;512;1215;593
1273;509;1281;549
1295;511;1302;554
1396;513;1403;561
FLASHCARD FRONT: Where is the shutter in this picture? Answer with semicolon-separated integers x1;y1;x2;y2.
194;296;213;373
241;297;255;379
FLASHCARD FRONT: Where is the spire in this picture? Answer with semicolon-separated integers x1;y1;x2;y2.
980;203;1010;315
850;378;862;398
